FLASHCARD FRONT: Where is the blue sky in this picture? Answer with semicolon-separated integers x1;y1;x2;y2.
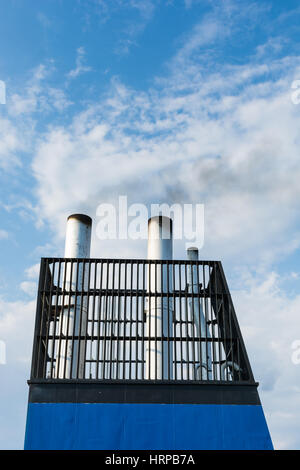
1;0;300;449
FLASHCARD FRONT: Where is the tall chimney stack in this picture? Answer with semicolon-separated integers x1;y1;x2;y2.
55;214;92;379
146;216;173;380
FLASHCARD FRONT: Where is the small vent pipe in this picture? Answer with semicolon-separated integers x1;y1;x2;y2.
187;247;212;380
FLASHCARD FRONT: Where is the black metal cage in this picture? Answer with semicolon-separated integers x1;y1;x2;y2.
30;258;254;383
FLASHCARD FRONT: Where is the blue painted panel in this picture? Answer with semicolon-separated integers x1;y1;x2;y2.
24;403;273;450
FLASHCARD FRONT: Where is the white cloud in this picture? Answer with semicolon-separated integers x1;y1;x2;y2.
0;230;9;240
19;264;40;297
9;64;72;116
24;263;40;280
81;0;156;55
129;0;155;20
9;64;48;116
67;47;92;79
89;0;156;20
0;116;26;169
0;297;36;449
31;48;300;267
232;269;300;449
0;63;72;173
20;281;37;297
0;297;36;370
37;12;51;29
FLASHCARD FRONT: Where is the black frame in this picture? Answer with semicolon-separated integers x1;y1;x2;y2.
30;258;254;383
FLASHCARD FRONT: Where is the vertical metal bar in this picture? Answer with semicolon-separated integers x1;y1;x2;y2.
172;262;177;381
220;278;228;381
161;260;164;380
190;260;196;380
43;260;56;377
202;262;208;381
214;262;222;381
196;262;203;380
155;260;157;380
129;261;133;379
90;261;97;379
96;261;103;379
178;263;184;380
147;261;151;380
237;338;241;381
83;260;91;378
122;262;127;380
184;262;190;380
109;261;115;379
142;261;145;380
62;259;74;379
167;260;170;380
135;262;139;380
116;261;121;380
50;260;61;378
31;258;47;379
38;259;49;379
55;259;66;378
69;260;79;378
228;300;234;381
208;262;216;380
102;262;110;379
75;260;85;378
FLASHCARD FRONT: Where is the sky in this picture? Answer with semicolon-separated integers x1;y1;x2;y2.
1;0;300;449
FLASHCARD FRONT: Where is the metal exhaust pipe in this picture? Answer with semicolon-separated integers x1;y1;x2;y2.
146;216;173;380
55;214;92;379
64;214;92;258
187;246;212;380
